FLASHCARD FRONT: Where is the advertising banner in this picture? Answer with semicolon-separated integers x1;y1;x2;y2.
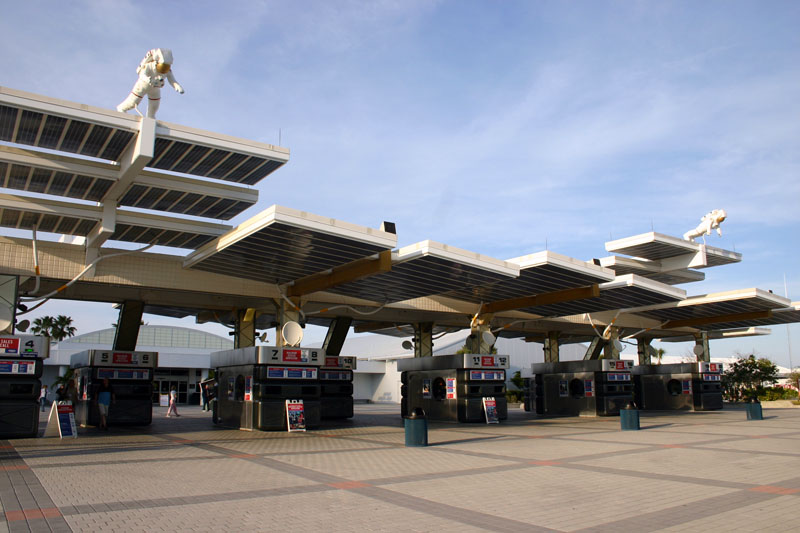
446;378;457;399
483;397;499;424
244;375;252;401
286;400;306;432
422;379;432;399
44;402;77;439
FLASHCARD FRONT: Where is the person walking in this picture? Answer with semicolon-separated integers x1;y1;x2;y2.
39;385;48;411
166;386;180;417
201;382;210;412
95;378;115;430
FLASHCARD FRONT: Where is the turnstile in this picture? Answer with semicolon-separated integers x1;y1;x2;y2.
633;362;723;411
320;356;356;419
0;357;43;438
531;360;634;417
211;346;324;431
398;353;509;423
0;335;49;438
70;350;157;426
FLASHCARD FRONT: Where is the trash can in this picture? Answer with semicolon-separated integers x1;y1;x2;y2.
745;399;763;421
404;407;428;447
620;403;640;431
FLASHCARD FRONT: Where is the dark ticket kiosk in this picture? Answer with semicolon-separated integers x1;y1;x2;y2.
211;346;325;431
320;355;356;420
0;335;48;438
399;353;509;423
633;362;723;411
70;350;157;427
530;359;634;417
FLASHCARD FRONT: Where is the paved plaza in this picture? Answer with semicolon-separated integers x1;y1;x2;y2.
2;403;799;532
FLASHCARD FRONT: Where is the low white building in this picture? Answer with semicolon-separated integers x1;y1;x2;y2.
43;325;232;404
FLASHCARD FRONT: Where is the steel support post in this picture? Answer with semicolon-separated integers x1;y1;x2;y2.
275;300;300;347
637;338;652;365
694;331;711;362
0;275;18;335
544;331;560;363
603;327;621;359
234;308;257;348
112;300;144;351
322;316;352;356
414;322;433;357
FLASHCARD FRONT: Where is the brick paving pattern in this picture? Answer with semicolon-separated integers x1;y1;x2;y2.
1;404;799;532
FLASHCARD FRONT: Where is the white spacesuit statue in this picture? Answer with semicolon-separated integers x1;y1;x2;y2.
683;209;727;242
117;48;184;118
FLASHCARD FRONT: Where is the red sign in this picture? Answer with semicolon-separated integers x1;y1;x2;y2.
57;404;74;415
0;338;20;352
113;352;133;364
283;349;302;362
325;357;339;367
615;361;626;370
481;356;495;367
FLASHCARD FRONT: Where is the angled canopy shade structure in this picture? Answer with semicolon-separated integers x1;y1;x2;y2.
325;240;520;303
626;288;791;329
183;205;398;284
606;232;741;269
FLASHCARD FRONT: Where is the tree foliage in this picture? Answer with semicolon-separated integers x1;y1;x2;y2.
722;354;779;401
30;315;77;341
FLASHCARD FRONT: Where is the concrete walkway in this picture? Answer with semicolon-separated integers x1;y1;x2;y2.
2;404;799;532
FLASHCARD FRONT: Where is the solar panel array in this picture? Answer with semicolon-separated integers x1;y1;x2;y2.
2;87;796;340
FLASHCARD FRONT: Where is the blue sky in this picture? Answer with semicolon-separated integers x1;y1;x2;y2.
1;1;798;366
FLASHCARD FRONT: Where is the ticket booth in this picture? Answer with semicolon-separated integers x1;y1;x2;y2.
530;360;634;417
633;362;723;411
70;350;157;427
0;335;49;438
320;356;356;420
399;353;509;423
211;346;325;431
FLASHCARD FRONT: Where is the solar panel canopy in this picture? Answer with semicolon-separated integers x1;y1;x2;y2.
446;251;614;304
628;288;790;324
0;87;288;186
606;232;741;267
522;274;686;317
327;240;519;303
183;205;398;285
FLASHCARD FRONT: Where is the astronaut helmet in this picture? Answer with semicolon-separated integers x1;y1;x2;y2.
152;48;174;73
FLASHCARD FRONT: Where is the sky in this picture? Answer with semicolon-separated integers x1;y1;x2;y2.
1;1;798;366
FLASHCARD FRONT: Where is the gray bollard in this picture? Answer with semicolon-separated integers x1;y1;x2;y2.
404;407;428;446
620;402;640;431
745;399;763;420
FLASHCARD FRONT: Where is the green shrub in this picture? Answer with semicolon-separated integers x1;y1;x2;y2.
757;387;799;401
506;390;523;404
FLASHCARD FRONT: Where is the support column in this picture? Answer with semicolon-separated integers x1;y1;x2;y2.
584;337;606;360
234;308;256;349
0;275;18;335
603;327;621;359
413;322;433;357
543;331;560;363
637;338;652;365
465;313;495;354
275;300;301;347
112;300;144;351
322;317;352;356
694;331;710;362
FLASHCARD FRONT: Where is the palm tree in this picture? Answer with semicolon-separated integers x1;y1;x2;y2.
655;348;666;365
30;315;77;342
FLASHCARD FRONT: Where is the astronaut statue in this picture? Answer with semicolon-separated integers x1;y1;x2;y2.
117;48;184;118
683;209;727;242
